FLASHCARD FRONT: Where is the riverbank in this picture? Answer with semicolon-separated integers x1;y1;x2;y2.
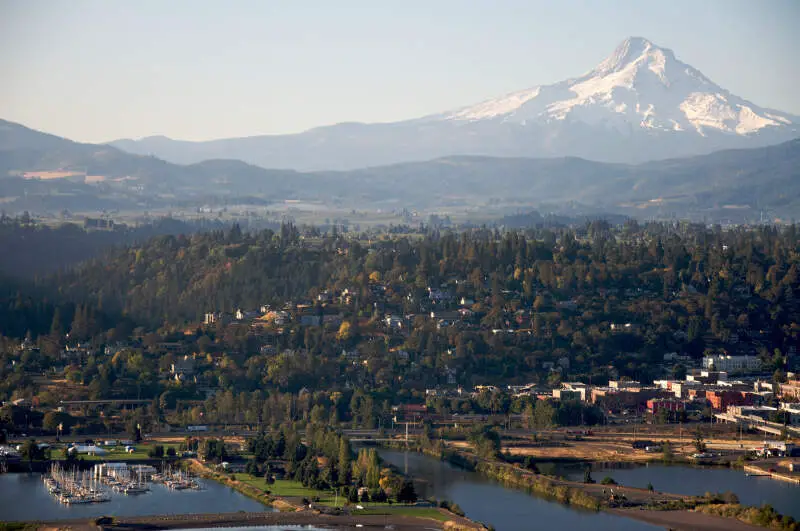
32;510;470;531
743;463;800;484
379;441;800;531
183;459;289;510
610;508;764;531
380;441;687;509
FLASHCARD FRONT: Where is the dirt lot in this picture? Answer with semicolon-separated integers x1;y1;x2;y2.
610;508;763;531
504;440;658;462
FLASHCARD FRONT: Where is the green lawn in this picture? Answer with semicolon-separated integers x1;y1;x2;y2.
233;475;424;508
51;443;181;461
232;475;336;502
230;474;445;519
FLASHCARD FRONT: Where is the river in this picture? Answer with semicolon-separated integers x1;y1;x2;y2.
0;473;271;522
374;448;660;531
559;463;800;520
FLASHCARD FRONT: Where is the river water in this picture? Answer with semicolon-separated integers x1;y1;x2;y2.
0;473;271;522
375;449;660;531
559;463;800;520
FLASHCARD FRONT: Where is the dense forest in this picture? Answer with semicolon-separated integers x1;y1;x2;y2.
0;215;232;278
1;221;798;434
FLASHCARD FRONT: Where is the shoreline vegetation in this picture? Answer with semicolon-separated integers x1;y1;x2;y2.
694;504;800;531
378;440;799;531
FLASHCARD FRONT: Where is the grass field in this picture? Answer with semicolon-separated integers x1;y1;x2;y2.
51;443;181;461
231;474;436;511
232;475;337;502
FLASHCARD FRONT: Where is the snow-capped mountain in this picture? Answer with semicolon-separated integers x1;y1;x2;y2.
109;37;798;171
438;37;793;137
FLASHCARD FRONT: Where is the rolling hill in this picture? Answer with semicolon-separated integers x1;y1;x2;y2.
1;118;798;221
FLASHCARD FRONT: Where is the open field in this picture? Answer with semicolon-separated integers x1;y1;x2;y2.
22;171;84;180
231;475;337;504
50;443;181;461
610;508;763;531
504;441;660;461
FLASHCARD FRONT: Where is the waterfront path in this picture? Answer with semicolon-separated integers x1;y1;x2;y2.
36;510;474;531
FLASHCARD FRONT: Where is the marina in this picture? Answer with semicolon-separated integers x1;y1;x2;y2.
44;464;110;505
152;466;203;490
42;462;205;503
0;470;270;522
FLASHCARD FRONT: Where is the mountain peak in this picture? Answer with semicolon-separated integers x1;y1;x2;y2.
592;36;675;75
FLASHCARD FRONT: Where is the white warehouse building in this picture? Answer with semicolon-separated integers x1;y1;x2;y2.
702;355;762;373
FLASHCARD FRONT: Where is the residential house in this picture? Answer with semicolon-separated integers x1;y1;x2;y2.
553;389;583;401
428;288;452;303
300;315;322;327
322;314;343;327
171;356;195;381
385;315;404;330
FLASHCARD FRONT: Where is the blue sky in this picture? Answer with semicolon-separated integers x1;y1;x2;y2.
0;0;798;142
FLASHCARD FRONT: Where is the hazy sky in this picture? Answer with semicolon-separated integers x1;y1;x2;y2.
1;0;798;142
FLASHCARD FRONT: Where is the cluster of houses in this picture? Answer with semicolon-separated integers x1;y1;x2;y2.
522;365;800;437
419;355;800;436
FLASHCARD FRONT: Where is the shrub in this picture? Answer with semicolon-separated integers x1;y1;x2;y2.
147;445;164;458
600;476;617;485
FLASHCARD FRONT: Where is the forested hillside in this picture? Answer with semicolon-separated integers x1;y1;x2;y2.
7;223;799;375
2;119;799;220
0;216;230;278
1;222;798;431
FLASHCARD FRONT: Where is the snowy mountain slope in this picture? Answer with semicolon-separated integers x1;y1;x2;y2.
437;37;794;136
107;37;798;170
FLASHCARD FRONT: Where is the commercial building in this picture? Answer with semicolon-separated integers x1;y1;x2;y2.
780;378;800;400
646;398;686;415
702;355;762;373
